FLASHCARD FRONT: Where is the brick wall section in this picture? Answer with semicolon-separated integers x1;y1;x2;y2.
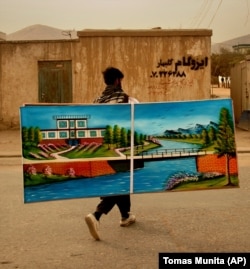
91;161;116;177
197;154;238;174
23;154;238;180
23;160;116;178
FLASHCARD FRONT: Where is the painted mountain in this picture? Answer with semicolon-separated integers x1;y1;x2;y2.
163;121;219;136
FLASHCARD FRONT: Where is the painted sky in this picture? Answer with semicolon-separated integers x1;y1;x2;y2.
134;98;233;134
1;0;249;43
20;98;234;135
20;104;132;130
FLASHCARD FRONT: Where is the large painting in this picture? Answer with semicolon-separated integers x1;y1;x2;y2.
20;98;239;203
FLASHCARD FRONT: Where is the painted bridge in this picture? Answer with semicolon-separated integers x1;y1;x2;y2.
125;147;209;160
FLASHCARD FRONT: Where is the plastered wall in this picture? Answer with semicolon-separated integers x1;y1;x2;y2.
0;29;212;128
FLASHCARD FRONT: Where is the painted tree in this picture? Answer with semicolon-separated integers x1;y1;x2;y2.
28;127;36;146
22;127;29;144
34;127;42;144
214;107;236;186
134;131;140;146
201;129;210;146
127;129;131;147
104;125;113;149
113;124;121;147
120;127;128;147
22;126;41;147
208;126;217;143
139;133;144;145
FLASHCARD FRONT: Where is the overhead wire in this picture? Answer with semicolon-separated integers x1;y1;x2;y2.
196;0;214;28
206;0;249;28
191;0;219;28
189;0;208;27
190;0;214;28
207;0;223;27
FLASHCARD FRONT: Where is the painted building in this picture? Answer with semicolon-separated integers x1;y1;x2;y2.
0;29;212;128
41;115;106;145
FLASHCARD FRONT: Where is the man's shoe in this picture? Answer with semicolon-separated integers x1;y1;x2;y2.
85;213;100;240
120;213;136;227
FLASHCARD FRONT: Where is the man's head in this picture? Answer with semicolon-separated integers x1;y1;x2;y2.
102;67;124;86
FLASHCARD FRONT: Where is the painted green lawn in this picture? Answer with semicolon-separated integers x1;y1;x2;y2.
61;145;119;158
61;142;160;158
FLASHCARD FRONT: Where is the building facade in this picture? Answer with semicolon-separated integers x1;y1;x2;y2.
40;115;105;145
0;29;212;129
232;44;250;54
230;55;250;128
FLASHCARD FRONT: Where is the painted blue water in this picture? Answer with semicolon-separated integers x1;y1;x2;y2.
24;140;201;203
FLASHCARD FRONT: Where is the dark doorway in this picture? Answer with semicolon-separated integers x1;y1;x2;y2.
38;61;72;103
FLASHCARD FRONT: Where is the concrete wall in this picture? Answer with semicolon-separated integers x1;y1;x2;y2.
0;29;212;129
230;56;250;125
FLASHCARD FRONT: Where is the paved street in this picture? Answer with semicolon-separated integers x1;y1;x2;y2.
0;126;249;269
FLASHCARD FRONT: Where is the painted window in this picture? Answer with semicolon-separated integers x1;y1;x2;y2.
59;131;68;138
78;130;85;137
77;120;86;128
90;130;97;137
58;120;68;128
48;132;56;138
